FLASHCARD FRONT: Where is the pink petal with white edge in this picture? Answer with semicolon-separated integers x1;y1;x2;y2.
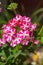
21;39;29;45
31;23;37;31
0;38;6;45
23;16;31;22
10;42;16;47
17;30;30;39
34;40;39;45
16;14;22;21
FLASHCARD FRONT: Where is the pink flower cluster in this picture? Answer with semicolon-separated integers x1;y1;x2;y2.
0;14;39;47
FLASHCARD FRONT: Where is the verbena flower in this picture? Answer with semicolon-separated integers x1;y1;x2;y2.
10;34;22;47
31;23;37;31
0;38;6;46
17;30;30;39
0;14;39;47
21;39;29;45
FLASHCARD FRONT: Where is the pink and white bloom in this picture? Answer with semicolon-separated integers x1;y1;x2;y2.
2;25;11;33
8;14;22;27
10;35;22;47
34;40;39;45
2;25;16;36
15;14;22;21
17;30;30;39
7;27;16;36
31;23;37;31
8;19;17;27
22;16;31;22
2;24;7;29
21;39;29;45
21;36;30;45
20;20;32;30
13;14;22;26
0;14;39;47
0;38;6;45
2;34;12;43
6;35;12;43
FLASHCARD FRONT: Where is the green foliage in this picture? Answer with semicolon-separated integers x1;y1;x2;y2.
31;8;43;18
40;37;43;44
38;26;43;36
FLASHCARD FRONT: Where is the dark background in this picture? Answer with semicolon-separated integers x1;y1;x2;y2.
0;0;43;16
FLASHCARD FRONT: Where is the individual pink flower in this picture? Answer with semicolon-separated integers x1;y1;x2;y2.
20;20;32;30
17;30;30;39
2;25;11;33
2;24;7;29
7;27;16;36
8;19;17;27
10;42;16;47
2;34;11;43
8;14;22;27
2;33;16;43
2;25;16;36
2;24;16;43
2;33;12;43
22;16;31;22
2;33;8;39
34;40;39;45
1;38;6;44
31;23;37;31
21;39;29;45
21;36;30;45
0;38;6;45
6;35;12;43
15;14;22;21
10;35;22;47
13;14;22;26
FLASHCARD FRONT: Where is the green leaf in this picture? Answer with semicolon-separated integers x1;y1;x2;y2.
0;62;4;65
6;54;13;62
14;50;21;59
40;37;43;44
20;52;27;56
38;26;43;36
12;45;21;54
31;8;43;18
32;13;43;24
1;50;7;59
12;45;22;59
7;3;18;10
